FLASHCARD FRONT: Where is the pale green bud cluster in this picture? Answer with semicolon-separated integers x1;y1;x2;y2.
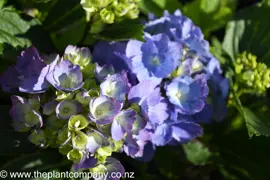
235;51;270;94
80;0;140;24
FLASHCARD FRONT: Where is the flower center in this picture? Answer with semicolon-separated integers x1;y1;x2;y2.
96;110;102;115
175;91;182;99
152;56;160;65
63;107;69;113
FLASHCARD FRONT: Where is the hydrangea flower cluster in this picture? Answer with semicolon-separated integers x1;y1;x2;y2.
80;0;140;24
0;10;228;179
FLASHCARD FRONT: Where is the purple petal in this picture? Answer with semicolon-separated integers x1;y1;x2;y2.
111;110;136;141
73;155;97;170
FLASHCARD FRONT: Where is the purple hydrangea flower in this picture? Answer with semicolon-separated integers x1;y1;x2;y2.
89;96;121;125
125;33;182;82
86;129;110;153
0;47;57;93
166;74;209;115
46;60;84;92
111;110;137;141
10;95;43;131
100;71;130;102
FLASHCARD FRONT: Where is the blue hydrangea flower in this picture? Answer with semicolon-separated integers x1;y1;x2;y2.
111;110;137;141
56;100;81;120
124;126;155;161
151;120;202;146
145;10;203;41
10;96;43;131
46;60;84;92
89;96;121;125
128;80;169;125
100;71;130;102
125;33;182;82
166;74;209;115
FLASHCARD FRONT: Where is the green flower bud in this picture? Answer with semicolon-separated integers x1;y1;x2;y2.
28;97;40;111
68;114;89;131
76;91;91;106
100;8;115;24
64;45;95;77
125;7;139;19
28;130;46;148
67;149;83;162
47;114;65;130
72;131;88;150
81;0;112;9
57;125;71;146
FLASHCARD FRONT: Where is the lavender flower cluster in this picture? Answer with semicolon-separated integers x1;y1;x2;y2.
0;10;228;178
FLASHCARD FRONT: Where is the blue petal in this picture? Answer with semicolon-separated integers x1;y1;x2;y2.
152;123;172;146
128;80;158;104
171;121;202;143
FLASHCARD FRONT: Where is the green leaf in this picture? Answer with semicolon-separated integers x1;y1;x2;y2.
222;1;270;63
0;7;37;49
0;44;3;55
138;0;166;16
183;0;236;37
242;108;270;137
139;0;182;16
0;149;70;172
183;141;212;165
229;78;270;138
222;20;245;61
43;0;87;51
96;20;144;41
